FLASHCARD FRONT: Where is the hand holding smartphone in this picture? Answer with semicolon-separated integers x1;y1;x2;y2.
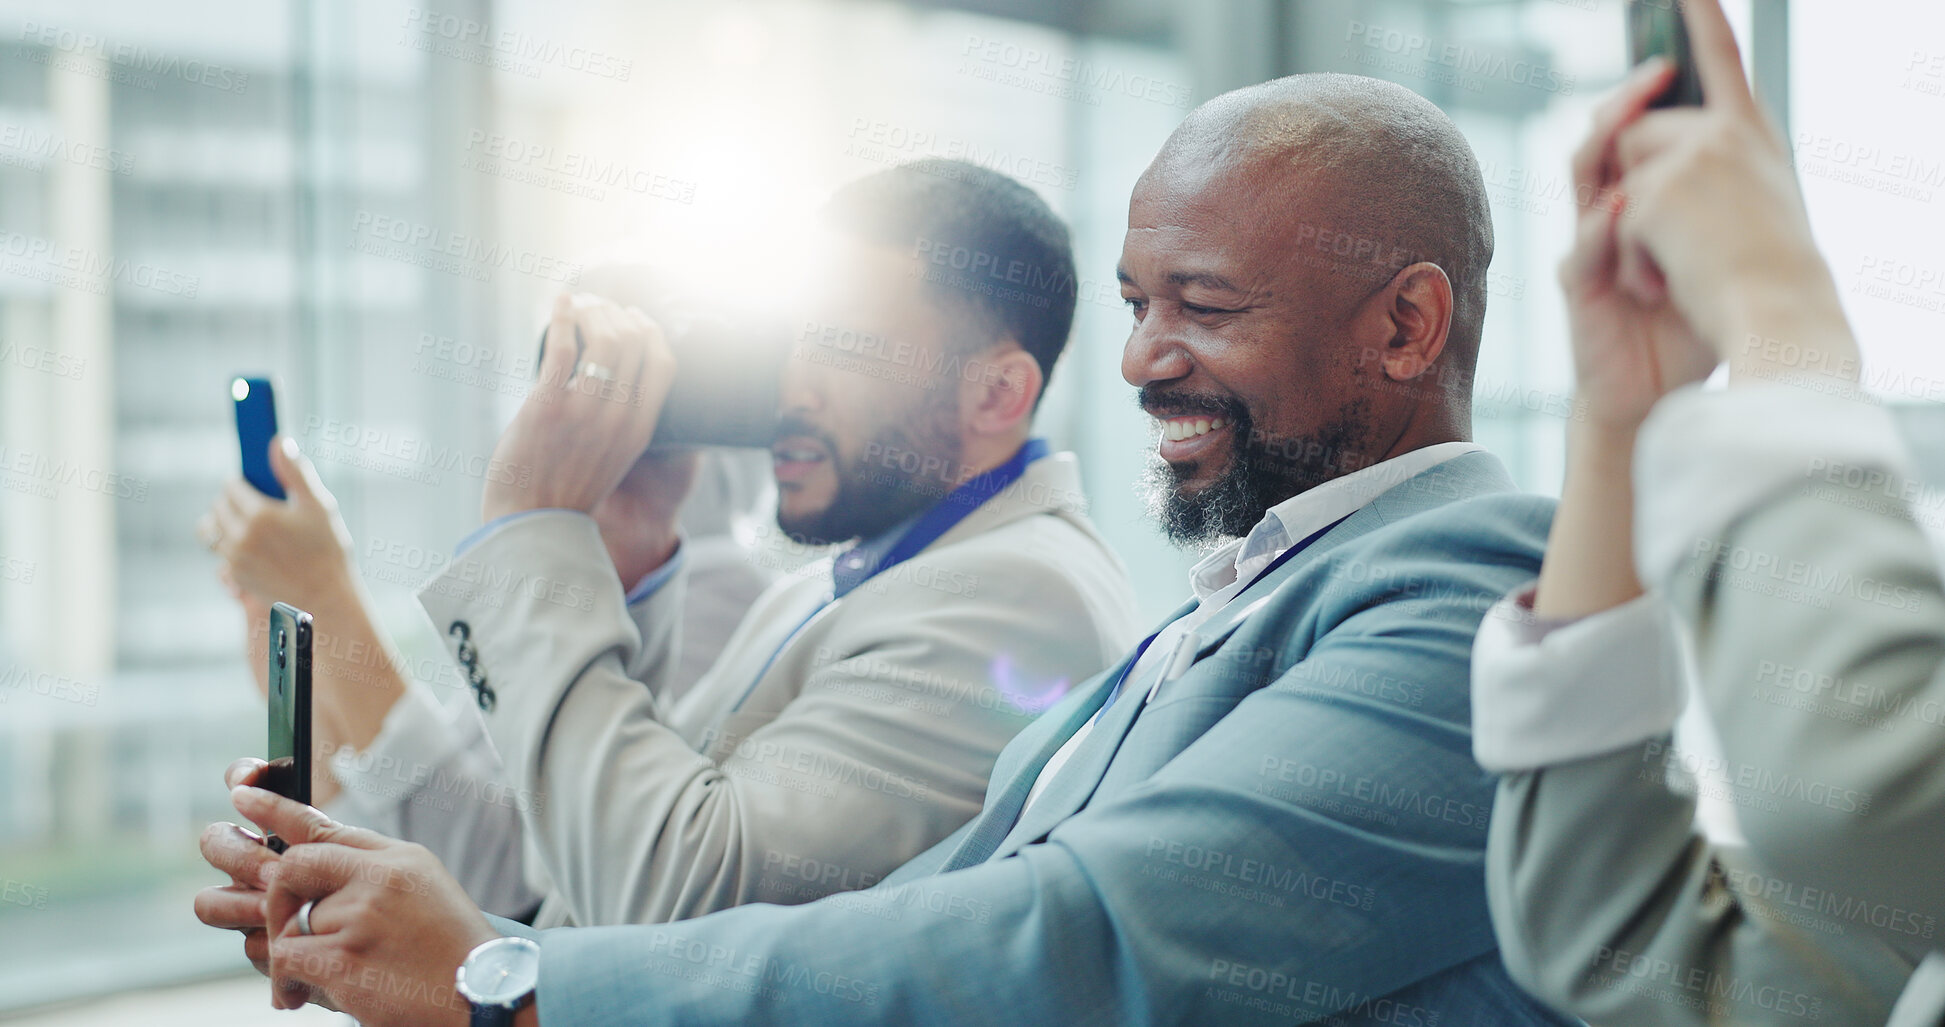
261;601;312;852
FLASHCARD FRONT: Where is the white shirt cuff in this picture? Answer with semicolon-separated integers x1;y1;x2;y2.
1634;382;1911;593
1471;585;1687;773
624;538;686;606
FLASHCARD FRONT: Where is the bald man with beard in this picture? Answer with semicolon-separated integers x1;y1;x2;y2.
196;74;1576;1027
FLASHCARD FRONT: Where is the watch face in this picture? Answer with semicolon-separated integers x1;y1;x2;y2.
458;937;540;1007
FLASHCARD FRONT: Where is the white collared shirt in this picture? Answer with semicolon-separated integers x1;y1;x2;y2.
1020;441;1484;812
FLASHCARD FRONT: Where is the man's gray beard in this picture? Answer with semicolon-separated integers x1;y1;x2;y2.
1141;411;1371;548
1141;457;1268;548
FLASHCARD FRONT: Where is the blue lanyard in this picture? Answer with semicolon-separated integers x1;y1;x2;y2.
833;437;1049;599
729;438;1051;713
1097;511;1352;712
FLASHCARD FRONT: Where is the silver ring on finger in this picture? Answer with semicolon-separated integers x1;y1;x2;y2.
576;361;615;382
296;898;316;936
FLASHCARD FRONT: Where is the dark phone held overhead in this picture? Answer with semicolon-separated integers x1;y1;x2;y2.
533;316;785;450
1627;0;1707;108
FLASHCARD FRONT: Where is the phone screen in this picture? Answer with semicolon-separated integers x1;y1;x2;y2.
263;602;312;852
1627;0;1706;108
232;376;286;500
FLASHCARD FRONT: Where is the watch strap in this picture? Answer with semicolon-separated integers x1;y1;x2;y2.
470;1005;513;1027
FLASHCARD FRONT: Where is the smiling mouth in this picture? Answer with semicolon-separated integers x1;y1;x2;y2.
771;437;831;484
1152;414;1234;463
1158;415;1228;442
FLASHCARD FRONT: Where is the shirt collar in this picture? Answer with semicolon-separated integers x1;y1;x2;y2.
1187;441;1484;599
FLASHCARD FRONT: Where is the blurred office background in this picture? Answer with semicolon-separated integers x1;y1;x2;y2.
0;0;1940;1020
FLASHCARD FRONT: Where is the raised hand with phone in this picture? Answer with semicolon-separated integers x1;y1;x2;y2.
1609;0;1860;385
205;380;399;808
1477;3;1922;1024
1534;0;1859;619
194;290;704;982
204;450;402;797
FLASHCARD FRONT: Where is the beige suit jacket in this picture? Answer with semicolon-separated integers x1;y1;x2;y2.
416;452;1140;927
1474;384;1945;1025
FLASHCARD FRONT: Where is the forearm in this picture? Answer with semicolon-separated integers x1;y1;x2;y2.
1722;271;1861;392
419;514;692;923
1534;420;1643;619
529;695;1506;1025
326;685;543;918
303;570;410;757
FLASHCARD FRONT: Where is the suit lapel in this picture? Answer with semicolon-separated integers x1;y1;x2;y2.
985;658;1158;859
936;600;1195;872
986;535;1357;860
954;451;1521;867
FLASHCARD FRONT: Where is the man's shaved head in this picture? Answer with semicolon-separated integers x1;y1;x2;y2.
1144;73;1494;358
1119;74;1495;543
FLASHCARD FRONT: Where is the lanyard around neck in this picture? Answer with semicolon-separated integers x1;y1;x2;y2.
832;437;1049;600
731;438;1051;714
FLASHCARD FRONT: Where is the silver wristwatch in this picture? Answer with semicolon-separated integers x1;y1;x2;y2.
456;936;540;1027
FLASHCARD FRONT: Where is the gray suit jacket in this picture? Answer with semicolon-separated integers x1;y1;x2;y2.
486;452;1579;1026
418;452;1141;927
1481;385;1945;1026
1488;739;1917;1025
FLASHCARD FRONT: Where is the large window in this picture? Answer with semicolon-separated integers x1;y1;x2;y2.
1792;2;1945;401
0;0;1184;1011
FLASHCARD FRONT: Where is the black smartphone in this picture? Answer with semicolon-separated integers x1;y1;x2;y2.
232;376;286;499
261;602;313;853
533;316;784;450
1627;0;1707;108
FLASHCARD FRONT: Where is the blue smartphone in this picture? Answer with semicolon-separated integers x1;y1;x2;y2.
231;376;285;499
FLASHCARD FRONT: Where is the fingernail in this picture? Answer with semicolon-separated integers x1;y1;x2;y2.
280;436;299;460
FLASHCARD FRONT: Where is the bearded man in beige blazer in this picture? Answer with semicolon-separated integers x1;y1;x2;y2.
199;159;1139;936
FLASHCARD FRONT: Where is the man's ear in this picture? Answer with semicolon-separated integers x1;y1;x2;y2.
960;342;1042;436
1360;262;1453;382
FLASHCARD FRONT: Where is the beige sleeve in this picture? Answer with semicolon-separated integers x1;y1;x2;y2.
1490;740;1913;1025
419;511;1129;927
